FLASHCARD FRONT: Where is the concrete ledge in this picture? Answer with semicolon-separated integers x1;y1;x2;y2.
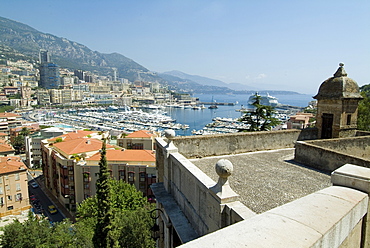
331;163;370;193
179;186;368;248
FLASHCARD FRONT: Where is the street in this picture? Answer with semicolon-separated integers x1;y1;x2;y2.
28;176;65;223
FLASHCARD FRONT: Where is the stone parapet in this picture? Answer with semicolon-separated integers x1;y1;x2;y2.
171;129;315;159
179;186;368;248
154;136;255;247
332;164;370;247
295;136;370;172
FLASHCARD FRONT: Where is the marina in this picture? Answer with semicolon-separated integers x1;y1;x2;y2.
23;93;313;136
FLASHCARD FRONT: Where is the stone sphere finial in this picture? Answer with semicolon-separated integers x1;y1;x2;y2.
164;129;176;139
339;62;344;67
215;159;233;179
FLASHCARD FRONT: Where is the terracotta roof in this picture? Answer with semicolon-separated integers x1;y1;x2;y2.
126;130;154;138
0;156;26;174
0;132;7;136
87;149;155;162
0;112;21;118
48;130;95;142
0;143;14;153
53;138;114;155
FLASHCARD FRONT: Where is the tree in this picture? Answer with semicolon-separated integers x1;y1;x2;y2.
78;179;155;248
11;127;30;154
358;84;370;131
0;212;85;248
92;138;113;248
238;93;281;132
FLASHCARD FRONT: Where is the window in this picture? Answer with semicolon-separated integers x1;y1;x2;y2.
15;193;22;201
0;187;3;195
132;143;144;149
7;206;13;210
139;172;146;182
119;170;125;180
0;197;3;205
139;182;146;189
83;172;90;182
15;173;20;181
7;195;12;201
128;172;135;183
347;114;352;125
16;183;21;191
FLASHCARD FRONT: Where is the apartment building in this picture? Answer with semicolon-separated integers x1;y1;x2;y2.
85;149;156;201
42;130;157;211
0;156;30;217
286;112;315;129
0;113;23;135
25;127;65;168
42;136;114;211
117;130;158;150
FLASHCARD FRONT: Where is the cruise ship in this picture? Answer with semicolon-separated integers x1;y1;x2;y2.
247;93;279;107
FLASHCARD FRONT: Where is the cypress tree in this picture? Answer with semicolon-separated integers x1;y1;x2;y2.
93;139;113;247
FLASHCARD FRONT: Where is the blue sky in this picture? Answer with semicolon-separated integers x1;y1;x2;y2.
1;0;369;94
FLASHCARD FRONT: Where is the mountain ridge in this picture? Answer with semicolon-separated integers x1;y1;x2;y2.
0;16;300;95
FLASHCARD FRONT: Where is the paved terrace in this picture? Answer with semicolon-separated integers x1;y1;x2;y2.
190;148;331;214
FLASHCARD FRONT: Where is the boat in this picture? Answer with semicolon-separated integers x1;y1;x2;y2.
248;93;279;107
108;105;119;111
209;96;218;109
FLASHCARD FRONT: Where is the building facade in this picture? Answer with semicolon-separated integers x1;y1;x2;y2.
0;113;22;135
117;130;158;150
0;157;30;217
42;131;156;212
39;63;60;89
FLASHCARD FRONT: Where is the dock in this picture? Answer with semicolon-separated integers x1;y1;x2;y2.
200;102;235;106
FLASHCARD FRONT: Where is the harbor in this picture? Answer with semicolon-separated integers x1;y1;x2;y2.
23;93;312;136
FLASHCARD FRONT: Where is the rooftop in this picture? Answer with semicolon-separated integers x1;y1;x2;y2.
53;138;114;155
0;156;26;174
87;149;156;163
190;148;331;213
126;130;155;138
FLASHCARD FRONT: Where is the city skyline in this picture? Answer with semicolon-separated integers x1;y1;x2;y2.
0;0;369;94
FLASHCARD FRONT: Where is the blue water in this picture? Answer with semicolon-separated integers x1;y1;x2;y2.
53;123;75;129
171;93;314;136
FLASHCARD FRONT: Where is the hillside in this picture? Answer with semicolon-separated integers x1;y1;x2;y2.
0;16;300;95
0;16;158;83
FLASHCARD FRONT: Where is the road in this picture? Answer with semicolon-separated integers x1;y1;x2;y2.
28;176;65;223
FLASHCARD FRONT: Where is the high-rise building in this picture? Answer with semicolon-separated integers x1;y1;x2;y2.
39;50;50;64
39;63;60;89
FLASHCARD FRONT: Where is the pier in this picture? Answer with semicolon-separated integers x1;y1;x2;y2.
200;102;235;106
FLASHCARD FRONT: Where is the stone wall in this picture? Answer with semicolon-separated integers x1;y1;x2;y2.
171;129;316;159
179;185;369;248
295;136;370;172
154;137;256;243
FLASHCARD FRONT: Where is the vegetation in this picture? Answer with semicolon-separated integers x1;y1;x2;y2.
238;93;281;132
0;141;155;248
0;105;15;113
0;212;89;248
93;139;112;247
358;84;370;131
11;127;30;154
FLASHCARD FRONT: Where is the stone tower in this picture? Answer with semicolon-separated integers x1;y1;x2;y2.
20;83;32;108
314;63;363;139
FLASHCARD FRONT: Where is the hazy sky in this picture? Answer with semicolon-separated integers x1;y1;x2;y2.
1;0;369;94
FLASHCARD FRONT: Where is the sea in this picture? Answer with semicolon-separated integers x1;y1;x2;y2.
168;93;315;136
